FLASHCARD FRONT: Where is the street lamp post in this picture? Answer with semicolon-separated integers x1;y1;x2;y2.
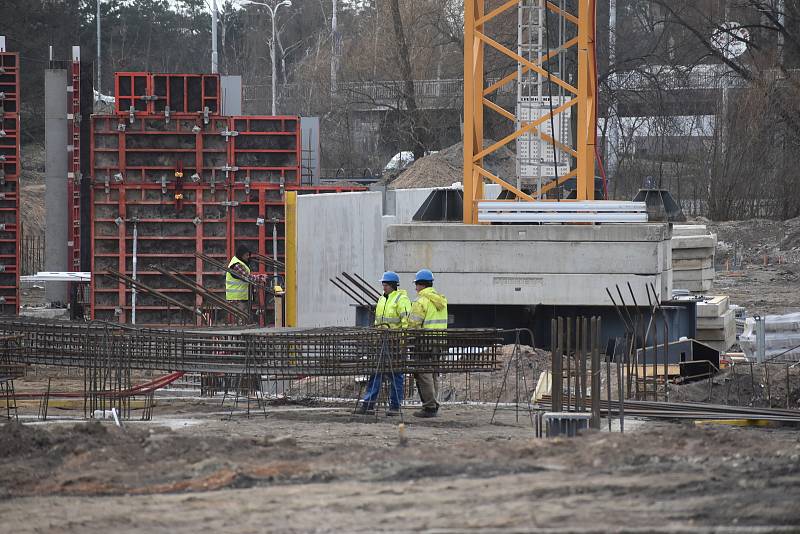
241;0;292;115
211;0;219;73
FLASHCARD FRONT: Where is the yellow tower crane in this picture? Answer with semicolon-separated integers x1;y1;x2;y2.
463;0;599;224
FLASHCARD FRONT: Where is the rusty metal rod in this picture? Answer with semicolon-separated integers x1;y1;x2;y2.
105;269;201;317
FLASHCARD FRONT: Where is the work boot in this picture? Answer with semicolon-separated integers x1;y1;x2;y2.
412;408;438;418
386;406;401;417
353;403;375;415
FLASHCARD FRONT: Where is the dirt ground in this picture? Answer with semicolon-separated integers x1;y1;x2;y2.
2;398;800;533
706;217;800;316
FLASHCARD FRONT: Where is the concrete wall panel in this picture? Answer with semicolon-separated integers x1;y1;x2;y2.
296;192;383;326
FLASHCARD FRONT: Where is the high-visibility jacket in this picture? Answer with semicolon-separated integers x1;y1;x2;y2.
374;289;411;329
409;287;448;329
225;256;251;301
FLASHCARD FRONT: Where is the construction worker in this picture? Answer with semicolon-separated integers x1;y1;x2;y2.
355;271;411;416
408;268;448;418
226;244;266;324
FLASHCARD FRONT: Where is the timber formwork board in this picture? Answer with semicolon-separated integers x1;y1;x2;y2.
0;50;19;314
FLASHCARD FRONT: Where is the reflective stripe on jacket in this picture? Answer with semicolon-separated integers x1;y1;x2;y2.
374;289;411;329
408;287;448;330
225;256;251;301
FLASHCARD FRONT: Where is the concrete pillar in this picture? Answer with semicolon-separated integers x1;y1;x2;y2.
45;69;68;303
220;75;242;115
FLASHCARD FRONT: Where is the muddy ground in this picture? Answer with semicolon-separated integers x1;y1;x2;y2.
2;398;800;533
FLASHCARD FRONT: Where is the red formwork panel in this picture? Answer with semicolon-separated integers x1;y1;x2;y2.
114;72;150;113
0;52;20;115
89;108;364;326
89;183;367;327
91;114;230;186
0;51;19;314
91;183;231;325
152;73;220;115
67;60;81;271
230;116;301;187
114;72;220;116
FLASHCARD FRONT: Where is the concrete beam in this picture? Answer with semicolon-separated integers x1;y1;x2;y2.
387;222;671;242
386;240;669;274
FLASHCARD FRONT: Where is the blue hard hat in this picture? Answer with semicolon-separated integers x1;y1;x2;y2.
380;271;400;284
414;269;434;283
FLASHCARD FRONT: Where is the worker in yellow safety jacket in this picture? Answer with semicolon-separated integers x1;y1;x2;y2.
407;268;448;418
354;271;411;416
226;244;266;324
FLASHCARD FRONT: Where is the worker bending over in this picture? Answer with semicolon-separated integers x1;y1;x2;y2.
408;268;448;418
226;244;268;324
355;271;411;416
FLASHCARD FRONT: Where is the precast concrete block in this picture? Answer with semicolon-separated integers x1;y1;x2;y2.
672;225;708;237
671;235;717;250
673;267;715;282
672;247;715;260
674;279;713;293
696;319;736;341
673;258;713;270
697;309;735;330
696;296;729;318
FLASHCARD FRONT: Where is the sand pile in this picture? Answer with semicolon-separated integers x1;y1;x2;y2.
389;140;516;189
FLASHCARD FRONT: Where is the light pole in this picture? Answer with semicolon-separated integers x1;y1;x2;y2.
240;0;292;115
211;0;218;73
97;0;101;96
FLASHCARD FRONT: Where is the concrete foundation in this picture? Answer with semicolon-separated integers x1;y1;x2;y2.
386;223;673;306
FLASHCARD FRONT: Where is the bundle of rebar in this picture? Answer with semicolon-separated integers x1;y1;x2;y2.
537;396;800;424
0;317;501;377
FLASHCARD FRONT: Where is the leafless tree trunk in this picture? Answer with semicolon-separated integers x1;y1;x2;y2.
389;0;425;160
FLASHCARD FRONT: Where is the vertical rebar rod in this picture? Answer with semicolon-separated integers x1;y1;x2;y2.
765;362;772;408
553;317;563;413
787;364;791;410
606;342;612;432
566;317;572;411
591;317;600;429
616;352;624;433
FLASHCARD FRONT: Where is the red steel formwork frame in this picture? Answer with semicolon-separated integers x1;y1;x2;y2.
0;50;20;314
67;58;81;272
230;116;301;187
114;72;220;116
90;108;363;326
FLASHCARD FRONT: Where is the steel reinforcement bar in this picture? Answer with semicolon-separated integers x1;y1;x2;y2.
0;317;501;376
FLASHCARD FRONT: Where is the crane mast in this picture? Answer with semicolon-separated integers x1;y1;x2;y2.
463;0;598;224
